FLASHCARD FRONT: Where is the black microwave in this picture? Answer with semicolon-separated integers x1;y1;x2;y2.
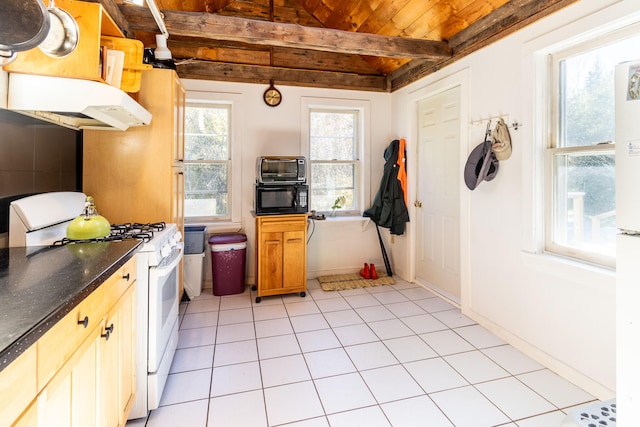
255;184;308;215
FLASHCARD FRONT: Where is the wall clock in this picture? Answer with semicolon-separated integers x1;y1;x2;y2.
263;81;282;107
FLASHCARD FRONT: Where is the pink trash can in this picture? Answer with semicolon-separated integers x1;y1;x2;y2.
208;233;247;296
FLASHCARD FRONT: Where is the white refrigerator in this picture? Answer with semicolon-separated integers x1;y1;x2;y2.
615;60;640;425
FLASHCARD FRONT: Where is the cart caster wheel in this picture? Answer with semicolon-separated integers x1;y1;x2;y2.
255;296;261;303
251;285;257;291
300;292;306;298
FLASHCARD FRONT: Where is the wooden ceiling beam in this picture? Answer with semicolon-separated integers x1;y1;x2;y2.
389;0;580;90
176;60;390;92
120;6;452;59
448;0;579;54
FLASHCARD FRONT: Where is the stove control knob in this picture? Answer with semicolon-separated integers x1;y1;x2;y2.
160;243;171;258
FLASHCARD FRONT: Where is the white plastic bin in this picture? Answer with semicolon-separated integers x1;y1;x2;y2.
183;252;205;299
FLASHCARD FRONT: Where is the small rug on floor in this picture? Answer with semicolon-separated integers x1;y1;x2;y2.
317;272;395;291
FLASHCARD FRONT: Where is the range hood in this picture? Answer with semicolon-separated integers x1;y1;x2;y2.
6;73;152;131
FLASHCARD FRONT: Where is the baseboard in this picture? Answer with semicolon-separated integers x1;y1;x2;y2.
463;308;615;401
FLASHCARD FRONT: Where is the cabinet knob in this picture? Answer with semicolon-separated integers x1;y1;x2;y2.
101;323;115;341
78;316;89;329
123;273;130;281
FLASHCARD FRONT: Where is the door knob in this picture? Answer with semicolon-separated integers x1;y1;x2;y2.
414;201;422;208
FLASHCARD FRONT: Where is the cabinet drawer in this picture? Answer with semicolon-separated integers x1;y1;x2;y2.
258;216;307;233
37;257;136;391
0;344;36;426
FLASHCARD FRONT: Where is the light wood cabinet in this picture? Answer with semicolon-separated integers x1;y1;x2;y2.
97;285;136;427
12;401;37;427
0;345;36;426
2;0;124;82
83;68;185;228
4;257;137;427
83;68;185;295
254;214;308;303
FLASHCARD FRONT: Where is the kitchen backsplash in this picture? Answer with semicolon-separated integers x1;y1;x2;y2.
0;109;81;236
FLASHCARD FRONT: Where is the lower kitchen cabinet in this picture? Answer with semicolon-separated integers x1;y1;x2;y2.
254;214;308;303
5;257;137;427
12;401;37;427
37;330;98;426
97;285;136;427
1;346;37;426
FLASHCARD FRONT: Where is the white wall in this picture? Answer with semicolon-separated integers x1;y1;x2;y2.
391;0;640;399
180;80;394;286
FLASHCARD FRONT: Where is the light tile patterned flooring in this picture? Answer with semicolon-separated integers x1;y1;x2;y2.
126;278;596;427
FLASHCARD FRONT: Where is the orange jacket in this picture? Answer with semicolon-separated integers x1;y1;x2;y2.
396;138;407;206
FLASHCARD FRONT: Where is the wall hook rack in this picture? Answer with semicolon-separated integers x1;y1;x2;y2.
470;114;522;131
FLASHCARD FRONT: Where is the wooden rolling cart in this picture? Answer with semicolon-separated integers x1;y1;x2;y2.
253;214;308;303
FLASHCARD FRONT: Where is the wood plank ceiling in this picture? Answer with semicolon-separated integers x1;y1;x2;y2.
102;0;580;92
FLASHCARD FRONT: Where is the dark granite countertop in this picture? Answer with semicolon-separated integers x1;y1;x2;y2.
0;240;140;372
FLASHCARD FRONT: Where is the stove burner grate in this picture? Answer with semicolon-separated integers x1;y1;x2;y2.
51;222;165;247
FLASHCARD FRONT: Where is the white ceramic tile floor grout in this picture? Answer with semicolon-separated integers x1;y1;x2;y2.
126;278;598;427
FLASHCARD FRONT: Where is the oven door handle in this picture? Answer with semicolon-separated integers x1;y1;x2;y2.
150;244;184;278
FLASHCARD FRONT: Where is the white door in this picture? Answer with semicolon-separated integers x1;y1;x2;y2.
415;86;461;300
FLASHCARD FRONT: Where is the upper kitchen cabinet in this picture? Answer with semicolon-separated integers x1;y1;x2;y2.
83;69;185;233
2;0;125;83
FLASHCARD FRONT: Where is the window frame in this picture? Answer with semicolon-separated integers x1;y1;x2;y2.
543;27;640;268
301;98;371;217
184;91;242;226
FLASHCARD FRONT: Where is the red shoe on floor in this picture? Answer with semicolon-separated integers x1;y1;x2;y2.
370;264;378;280
359;263;371;279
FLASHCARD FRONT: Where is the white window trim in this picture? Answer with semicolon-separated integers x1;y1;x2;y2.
542;25;640;268
184;91;243;227
301;97;371;217
523;6;640;271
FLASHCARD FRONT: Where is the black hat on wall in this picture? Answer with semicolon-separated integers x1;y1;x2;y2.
464;139;499;190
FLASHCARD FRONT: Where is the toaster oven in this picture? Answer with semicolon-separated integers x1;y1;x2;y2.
256;156;306;184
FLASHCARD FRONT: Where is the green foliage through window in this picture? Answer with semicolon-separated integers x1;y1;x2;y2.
309;110;359;213
184;105;230;218
549;31;640;263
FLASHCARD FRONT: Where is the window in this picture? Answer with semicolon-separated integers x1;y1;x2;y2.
308;109;360;215
547;29;640;267
184;104;231;220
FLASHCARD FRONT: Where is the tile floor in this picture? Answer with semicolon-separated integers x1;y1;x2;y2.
126;278;597;427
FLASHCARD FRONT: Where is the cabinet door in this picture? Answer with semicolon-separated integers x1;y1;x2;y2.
71;340;97;427
173;74;185;165
37;327;99;427
173;74;185;241
283;230;306;289
259;231;284;291
97;284;136;427
97;312;119;427
1;345;36;426
117;286;136;426
12;400;37;427
37;373;71;427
